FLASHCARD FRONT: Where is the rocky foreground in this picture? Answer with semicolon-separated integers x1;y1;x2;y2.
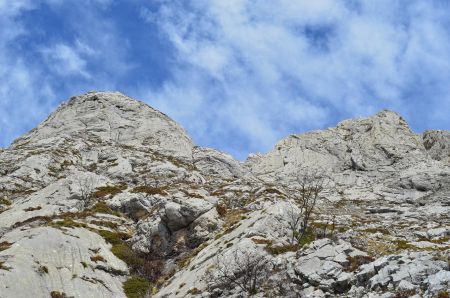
0;92;448;298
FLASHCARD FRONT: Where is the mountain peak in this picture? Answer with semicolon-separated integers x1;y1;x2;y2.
11;91;194;158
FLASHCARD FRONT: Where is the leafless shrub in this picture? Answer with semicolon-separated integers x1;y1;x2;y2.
136;253;165;283
284;168;327;246
75;176;96;208
208;249;273;296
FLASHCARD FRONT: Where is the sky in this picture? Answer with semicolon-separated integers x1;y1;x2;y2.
2;0;450;159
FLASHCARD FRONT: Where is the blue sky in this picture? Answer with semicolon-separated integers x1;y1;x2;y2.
2;0;450;159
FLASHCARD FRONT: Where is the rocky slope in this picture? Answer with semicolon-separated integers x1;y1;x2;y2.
0;92;448;298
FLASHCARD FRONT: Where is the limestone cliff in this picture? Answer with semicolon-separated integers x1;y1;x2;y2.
0;92;448;298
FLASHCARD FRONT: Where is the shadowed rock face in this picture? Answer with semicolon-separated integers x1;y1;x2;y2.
0;92;448;298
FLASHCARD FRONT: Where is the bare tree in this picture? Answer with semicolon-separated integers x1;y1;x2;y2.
285;203;302;245
284;168;326;246
209;249;273;296
76;176;96;208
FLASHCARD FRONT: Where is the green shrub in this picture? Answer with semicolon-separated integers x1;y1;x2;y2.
97;230;130;245
111;243;143;269
123;276;151;298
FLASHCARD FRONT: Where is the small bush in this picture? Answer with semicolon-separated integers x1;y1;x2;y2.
97;230;131;245
215;204;227;217
138;255;165;282
438;291;450;298
80;261;88;268
123;276;152;298
111;243;143;269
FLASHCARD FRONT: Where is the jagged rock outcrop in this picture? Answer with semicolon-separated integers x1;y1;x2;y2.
0;92;448;298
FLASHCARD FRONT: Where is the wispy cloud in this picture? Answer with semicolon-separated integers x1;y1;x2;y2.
2;1;450;160
138;0;450;159
0;0;132;146
40;43;93;78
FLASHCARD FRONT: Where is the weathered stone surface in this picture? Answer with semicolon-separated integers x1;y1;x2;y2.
1;92;449;298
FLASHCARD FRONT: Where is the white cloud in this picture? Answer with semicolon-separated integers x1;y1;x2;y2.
138;0;450;159
0;0;124;147
40;43;92;78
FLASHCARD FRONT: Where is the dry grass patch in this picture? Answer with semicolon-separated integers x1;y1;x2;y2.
92;184;127;199
90;255;106;263
130;186;167;196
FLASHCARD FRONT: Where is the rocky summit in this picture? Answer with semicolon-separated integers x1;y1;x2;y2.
0;91;448;298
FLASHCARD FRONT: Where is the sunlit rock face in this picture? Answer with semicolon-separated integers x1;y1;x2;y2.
0;92;448;298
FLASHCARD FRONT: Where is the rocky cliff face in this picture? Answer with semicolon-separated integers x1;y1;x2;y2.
0;92;448;298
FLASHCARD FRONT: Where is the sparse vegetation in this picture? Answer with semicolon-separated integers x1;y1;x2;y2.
50;291;69;298
187;287;201;295
0;198;12;206
123;276;152;298
53;218;87;229
284;169;326;246
393;289;417;298
24;206;42;212
90;255;106;263
209;249;273;296
130;186;167;196
265;243;298;255
92;184;127;199
0;241;12;251
0;261;11;271
75;176;96;207
38;265;49;274
111;243;143;268
89;202;121;216
344;255;375;272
